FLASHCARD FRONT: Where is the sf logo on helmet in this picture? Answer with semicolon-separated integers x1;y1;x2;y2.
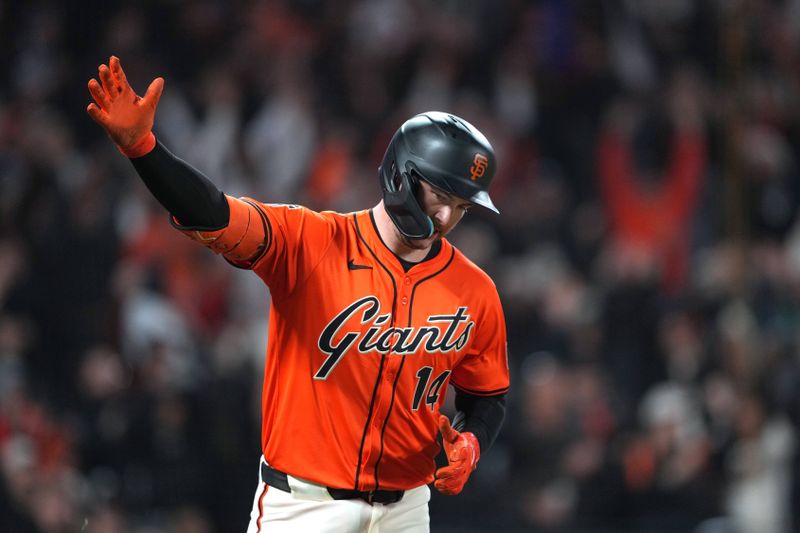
469;153;489;181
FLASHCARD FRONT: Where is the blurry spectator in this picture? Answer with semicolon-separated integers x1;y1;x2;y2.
85;505;128;533
724;394;796;533
623;381;716;529
509;353;618;530
243;54;317;203
170;505;214;533
596;72;707;293
304;123;357;210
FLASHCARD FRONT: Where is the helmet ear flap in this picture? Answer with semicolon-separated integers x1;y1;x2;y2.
391;162;403;190
390;162;421;194
381;163;434;240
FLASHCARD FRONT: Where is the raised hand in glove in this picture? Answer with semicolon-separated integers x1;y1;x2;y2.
434;415;480;495
86;56;164;158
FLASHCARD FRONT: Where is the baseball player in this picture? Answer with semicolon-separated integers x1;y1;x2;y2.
87;56;509;532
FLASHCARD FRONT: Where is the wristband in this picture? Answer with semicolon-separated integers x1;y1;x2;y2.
118;132;156;158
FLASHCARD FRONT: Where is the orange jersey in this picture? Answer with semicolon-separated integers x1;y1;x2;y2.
177;196;509;491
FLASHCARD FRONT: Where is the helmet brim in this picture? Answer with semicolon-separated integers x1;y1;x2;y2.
469;190;499;214
414;169;500;214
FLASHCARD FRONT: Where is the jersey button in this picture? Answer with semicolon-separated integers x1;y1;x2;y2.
401;296;408;305
404;276;411;285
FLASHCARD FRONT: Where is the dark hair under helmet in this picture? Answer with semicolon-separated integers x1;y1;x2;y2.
379;111;498;239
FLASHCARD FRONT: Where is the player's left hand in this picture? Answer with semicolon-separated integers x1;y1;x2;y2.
434;415;480;495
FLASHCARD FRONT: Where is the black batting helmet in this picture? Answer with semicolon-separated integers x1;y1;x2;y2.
379;111;498;239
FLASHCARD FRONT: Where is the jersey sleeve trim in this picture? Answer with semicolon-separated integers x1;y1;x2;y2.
230;198;273;270
451;382;510;397
167;217;228;232
173;195;270;268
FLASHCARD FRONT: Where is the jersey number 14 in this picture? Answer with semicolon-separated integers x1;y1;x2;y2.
411;367;451;411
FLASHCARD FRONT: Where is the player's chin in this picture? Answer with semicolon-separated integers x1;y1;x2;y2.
403;231;440;249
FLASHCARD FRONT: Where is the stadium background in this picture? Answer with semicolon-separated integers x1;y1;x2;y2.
0;0;799;531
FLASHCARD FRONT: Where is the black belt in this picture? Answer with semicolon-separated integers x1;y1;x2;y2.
260;463;404;505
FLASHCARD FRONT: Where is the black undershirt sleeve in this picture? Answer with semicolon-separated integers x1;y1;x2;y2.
129;140;229;229
452;389;507;454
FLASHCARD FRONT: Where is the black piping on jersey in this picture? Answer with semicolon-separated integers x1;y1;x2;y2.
409;247;509;398
368;210;441;271
238;199;273;268
407;246;456;310
372;345;407;491
371;244;456;490
352;213;397;492
216;199;272;270
452;382;510;396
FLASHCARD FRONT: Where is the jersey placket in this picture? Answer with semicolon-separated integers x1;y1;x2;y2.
357;270;412;491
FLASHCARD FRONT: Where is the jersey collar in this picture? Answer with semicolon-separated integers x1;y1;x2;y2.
354;209;454;277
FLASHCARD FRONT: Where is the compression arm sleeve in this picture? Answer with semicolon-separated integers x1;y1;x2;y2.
129;140;229;229
452;390;507;453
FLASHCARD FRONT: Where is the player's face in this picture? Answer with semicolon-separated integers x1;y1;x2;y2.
401;180;472;249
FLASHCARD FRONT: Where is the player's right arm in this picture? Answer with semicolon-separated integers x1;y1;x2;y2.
87;56;336;286
86;56;269;266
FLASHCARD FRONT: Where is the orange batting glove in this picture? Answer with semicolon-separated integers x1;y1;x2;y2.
86;56;164;158
434;415;480;495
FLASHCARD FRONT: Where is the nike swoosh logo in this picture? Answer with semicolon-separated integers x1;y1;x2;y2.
348;259;372;271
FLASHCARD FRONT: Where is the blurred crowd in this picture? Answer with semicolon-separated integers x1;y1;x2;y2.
1;0;800;532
